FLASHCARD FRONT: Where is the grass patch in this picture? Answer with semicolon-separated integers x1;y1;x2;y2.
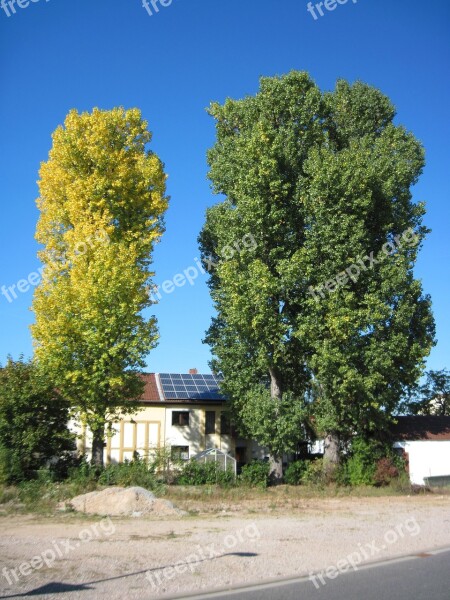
0;471;444;516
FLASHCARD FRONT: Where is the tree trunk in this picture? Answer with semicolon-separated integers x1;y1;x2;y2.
269;454;283;484
323;431;340;480
91;421;105;468
268;367;283;484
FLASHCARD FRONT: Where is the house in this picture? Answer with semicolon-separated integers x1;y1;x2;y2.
75;370;264;467
392;416;450;485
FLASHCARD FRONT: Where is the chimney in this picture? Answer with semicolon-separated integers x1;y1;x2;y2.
189;368;198;375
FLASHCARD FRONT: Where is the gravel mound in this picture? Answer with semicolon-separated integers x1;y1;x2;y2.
66;486;185;517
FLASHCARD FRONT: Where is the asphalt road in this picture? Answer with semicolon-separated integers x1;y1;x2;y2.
175;547;450;600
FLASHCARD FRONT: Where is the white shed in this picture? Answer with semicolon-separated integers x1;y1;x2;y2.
392;416;450;486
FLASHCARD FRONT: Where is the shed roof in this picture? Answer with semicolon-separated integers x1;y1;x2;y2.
391;416;450;441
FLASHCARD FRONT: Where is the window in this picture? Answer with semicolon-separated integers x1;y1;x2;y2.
171;446;189;461
220;412;231;435
172;411;190;427
205;411;216;435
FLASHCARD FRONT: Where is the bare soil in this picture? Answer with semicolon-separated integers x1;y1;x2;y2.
1;491;450;599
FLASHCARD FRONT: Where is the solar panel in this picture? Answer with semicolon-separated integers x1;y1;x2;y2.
158;373;225;400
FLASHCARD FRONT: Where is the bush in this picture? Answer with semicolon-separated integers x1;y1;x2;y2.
0;445;12;485
48;452;83;481
345;438;384;486
301;459;325;486
284;460;308;485
0;358;74;483
238;460;270;488
373;457;399;486
150;447;178;484
343;437;406;487
98;456;162;491
177;460;235;486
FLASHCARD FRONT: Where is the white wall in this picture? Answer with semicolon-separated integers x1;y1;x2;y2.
165;408;201;458
394;441;450;485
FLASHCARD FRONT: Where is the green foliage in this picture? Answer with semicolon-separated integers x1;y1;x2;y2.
238;460;270;488
0;445;12;485
345;439;377;486
238;388;308;457
0;357;74;483
284;460;308;485
177;460;235;487
406;369;450;416
150;446;179;484
67;459;102;486
97;457;162;492
200;71;435;470
341;437;402;486
300;459;325;486
48;452;83;481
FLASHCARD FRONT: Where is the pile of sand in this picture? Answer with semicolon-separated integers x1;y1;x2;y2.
65;486;185;517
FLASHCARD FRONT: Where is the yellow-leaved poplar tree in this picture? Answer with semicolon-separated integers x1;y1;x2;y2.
31;107;168;466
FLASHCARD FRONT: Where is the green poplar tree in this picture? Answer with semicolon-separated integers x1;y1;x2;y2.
201;72;435;479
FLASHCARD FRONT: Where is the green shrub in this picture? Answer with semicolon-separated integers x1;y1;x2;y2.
0;358;74;483
284;460;308;485
345;438;377;486
18;479;51;505
345;437;396;486
301;459;325;486
67;459;100;484
98;457;162;491
150;447;178;484
335;462;351;486
238;460;270;488
48;452;82;481
0;445;12;485
177;460;235;486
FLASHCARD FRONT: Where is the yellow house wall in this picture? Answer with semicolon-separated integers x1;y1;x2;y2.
71;403;243;464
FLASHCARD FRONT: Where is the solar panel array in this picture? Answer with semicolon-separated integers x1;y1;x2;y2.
158;373;225;401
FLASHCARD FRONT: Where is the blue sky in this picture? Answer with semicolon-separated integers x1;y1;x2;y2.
0;0;449;375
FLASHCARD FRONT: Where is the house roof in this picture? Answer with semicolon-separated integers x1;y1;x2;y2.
140;373;161;402
391;416;450;441
139;373;226;404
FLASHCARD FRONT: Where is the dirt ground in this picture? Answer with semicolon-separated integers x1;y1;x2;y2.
1;492;450;599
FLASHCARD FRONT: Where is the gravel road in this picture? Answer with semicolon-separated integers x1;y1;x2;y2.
1;494;449;599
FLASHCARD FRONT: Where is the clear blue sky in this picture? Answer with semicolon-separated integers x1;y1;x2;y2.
0;0;449;374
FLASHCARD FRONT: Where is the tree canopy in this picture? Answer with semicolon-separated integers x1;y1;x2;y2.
31;107;168;466
0;357;73;482
406;369;450;416
200;72;435;478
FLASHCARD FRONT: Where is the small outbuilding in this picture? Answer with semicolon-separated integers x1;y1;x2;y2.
391;416;450;486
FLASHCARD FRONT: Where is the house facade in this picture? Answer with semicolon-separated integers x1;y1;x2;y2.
74;371;264;468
